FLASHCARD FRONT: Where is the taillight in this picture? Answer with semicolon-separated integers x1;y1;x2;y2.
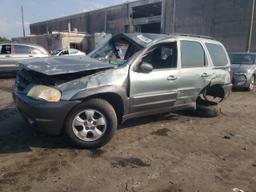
43;48;50;56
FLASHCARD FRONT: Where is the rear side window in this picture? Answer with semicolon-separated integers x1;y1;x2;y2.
180;41;205;68
14;45;31;54
206;43;228;66
69;49;78;54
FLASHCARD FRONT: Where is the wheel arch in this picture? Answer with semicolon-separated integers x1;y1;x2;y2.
198;83;226;104
70;86;128;123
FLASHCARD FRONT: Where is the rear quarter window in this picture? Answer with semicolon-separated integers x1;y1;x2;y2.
206;43;229;66
31;47;44;55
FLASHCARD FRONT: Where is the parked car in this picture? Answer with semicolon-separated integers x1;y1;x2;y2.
13;33;232;149
0;43;49;73
230;52;256;91
51;48;86;56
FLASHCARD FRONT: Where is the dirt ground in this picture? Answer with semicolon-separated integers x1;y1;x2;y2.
0;78;256;192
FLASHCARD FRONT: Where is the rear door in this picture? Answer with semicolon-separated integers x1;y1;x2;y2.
177;40;213;103
205;42;231;85
129;42;179;113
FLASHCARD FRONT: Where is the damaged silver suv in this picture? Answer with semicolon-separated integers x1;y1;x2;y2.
13;33;232;148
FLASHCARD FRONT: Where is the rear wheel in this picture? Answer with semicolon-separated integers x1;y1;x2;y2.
195;98;220;117
65;99;117;149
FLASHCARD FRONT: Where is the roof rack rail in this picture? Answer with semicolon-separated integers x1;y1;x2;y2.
169;33;215;40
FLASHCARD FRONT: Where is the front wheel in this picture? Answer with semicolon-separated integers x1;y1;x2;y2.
65;99;117;149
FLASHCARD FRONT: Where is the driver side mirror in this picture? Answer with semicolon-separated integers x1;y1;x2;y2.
139;62;153;73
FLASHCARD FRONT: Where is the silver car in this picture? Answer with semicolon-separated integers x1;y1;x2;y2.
0;43;49;73
230;52;256;91
51;48;86;56
14;33;232;149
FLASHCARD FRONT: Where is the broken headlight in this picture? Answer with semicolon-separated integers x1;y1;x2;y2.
27;85;61;102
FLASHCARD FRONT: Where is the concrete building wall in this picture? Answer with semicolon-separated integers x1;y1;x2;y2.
164;0;253;52
29;0;255;52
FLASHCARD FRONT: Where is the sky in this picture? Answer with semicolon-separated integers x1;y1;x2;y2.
0;0;134;39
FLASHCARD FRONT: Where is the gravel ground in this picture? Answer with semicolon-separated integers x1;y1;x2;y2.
0;79;256;192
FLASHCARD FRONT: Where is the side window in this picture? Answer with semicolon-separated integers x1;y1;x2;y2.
206;43;228;66
143;42;177;69
69;49;78;55
14;45;31;54
1;45;12;54
60;50;69;55
180;41;206;68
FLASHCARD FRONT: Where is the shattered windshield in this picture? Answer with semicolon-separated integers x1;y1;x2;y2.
230;54;256;65
90;37;141;66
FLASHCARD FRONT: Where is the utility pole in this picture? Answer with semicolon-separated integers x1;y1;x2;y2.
161;0;166;33
171;0;176;33
248;0;255;52
127;2;134;33
21;5;25;37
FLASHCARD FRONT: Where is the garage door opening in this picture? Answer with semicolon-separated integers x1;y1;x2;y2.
135;23;161;34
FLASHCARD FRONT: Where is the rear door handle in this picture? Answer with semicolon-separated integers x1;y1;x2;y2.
167;75;177;81
5;55;11;58
201;72;209;77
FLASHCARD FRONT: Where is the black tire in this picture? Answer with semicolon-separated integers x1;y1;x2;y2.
65;98;117;149
195;98;220;117
196;104;220;117
246;76;255;91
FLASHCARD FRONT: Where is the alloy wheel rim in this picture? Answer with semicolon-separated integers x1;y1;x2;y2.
72;109;107;142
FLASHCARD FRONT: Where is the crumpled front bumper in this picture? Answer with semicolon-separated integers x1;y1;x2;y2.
13;91;80;135
232;74;250;88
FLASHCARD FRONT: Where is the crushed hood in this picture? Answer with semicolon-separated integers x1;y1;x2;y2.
20;56;114;76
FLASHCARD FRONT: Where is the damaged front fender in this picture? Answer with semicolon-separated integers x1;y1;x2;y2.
57;65;129;101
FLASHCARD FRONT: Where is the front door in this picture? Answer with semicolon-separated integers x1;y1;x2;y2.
129;42;179;113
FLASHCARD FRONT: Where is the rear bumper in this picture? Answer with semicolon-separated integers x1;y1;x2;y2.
13;92;80;135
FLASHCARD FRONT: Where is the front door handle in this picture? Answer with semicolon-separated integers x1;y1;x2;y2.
201;72;209;77
167;75;177;81
5;55;11;58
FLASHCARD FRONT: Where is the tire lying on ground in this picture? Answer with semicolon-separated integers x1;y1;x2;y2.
195;97;221;117
65;98;117;149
